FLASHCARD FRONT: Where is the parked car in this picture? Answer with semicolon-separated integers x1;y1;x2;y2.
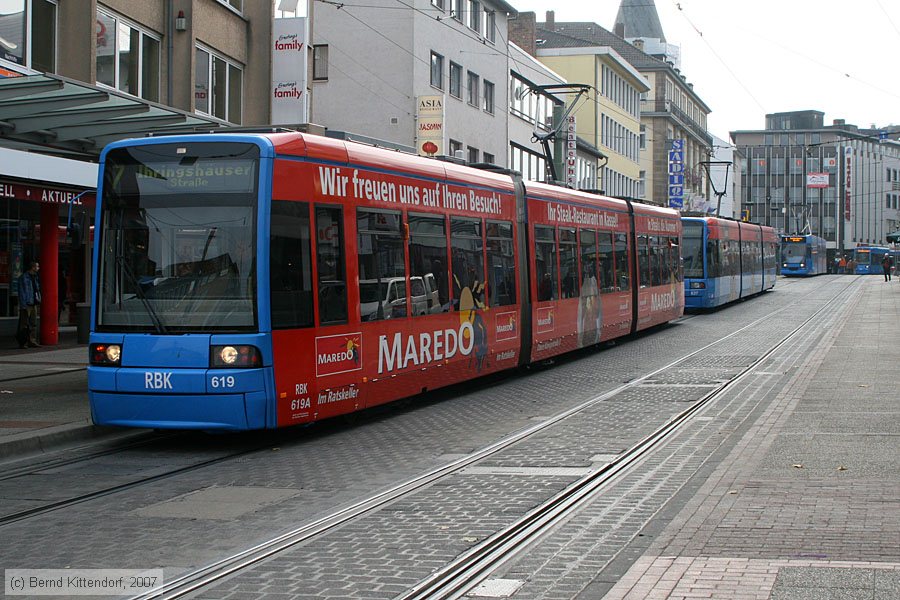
359;277;429;320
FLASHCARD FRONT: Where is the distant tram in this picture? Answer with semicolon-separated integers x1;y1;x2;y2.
852;246;899;275
780;234;827;276
681;217;778;309
88;132;684;431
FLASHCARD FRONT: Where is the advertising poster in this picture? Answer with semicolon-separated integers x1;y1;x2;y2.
416;95;445;157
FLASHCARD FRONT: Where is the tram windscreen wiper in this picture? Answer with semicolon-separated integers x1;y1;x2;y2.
116;255;168;334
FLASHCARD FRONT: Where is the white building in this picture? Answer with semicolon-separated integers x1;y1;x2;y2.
311;0;516;165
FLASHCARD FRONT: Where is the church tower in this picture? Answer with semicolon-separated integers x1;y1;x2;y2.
613;0;680;68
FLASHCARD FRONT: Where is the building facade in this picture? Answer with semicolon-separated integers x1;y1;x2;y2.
732;110;900;251
311;0;515;167
518;11;712;207
0;0;272;339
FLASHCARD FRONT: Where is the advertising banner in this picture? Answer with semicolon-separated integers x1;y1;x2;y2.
565;115;577;188
844;148;852;221
271;18;309;125
806;172;829;188
668;139;685;209
416;95;445;157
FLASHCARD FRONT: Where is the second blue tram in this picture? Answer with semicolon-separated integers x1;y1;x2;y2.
853;246;898;275
780;234;827;276
682;217;778;309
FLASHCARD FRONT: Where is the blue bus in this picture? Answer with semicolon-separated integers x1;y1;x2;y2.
853;246;898;275
780;234;827;276
682;217;778;309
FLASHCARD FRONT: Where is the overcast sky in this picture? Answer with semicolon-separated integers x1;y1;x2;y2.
507;0;900;141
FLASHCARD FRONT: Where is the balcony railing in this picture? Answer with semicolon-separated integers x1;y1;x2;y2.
641;99;713;146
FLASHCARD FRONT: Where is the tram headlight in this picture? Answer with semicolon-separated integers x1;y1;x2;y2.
210;345;262;368
90;343;122;366
800;263;805;268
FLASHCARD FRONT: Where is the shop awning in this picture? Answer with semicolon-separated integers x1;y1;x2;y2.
0;73;226;158
887;231;900;243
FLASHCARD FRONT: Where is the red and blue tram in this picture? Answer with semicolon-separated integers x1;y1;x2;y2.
88;132;683;431
682;217;777;309
780;234;827;276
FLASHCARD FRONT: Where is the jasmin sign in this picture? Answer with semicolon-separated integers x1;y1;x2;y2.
416;95;445;157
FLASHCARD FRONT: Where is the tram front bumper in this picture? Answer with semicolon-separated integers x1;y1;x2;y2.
88;366;270;431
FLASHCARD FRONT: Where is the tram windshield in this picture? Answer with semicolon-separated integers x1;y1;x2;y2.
854;250;872;265
96;142;259;333
681;221;704;278
781;240;806;261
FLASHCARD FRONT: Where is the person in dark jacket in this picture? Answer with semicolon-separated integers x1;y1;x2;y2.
882;254;894;282
16;261;41;348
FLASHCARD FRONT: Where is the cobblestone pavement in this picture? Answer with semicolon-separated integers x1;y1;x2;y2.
595;277;900;600
0;276;885;600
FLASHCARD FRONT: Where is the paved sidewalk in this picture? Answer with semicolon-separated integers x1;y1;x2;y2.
0;327;132;460
601;277;900;599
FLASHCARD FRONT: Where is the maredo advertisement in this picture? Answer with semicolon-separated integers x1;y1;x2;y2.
416;95;445;157
271;18;309;125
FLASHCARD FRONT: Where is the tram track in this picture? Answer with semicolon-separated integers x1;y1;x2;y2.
135;276;861;599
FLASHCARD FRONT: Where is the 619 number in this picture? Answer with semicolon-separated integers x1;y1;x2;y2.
210;375;235;388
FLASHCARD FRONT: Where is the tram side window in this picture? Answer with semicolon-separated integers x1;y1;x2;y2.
270;200;313;329
597;231;615;293
486;220;516;307
316;205;347;325
409;213;450;314
579;229;599;295
535;225;558;301
358;209;406;321
650;236;663;286
638;235;651;288
614;233;630;291
706;240;720;278
450;217;485;311
671;237;683;282
559;228;579;299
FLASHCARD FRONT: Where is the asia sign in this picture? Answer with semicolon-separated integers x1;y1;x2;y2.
416;95;445;157
668;139;685;209
565;115;577;188
271;17;309;125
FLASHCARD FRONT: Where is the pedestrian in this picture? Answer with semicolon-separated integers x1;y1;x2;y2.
15;261;41;348
882;254;893;282
838;255;847;274
58;267;68;322
847;258;857;274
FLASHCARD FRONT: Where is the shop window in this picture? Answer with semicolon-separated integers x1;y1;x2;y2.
96;9;159;101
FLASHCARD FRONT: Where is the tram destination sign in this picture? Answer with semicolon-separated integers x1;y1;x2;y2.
108;159;258;196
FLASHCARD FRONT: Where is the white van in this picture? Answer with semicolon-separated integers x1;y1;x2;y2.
359;277;429;320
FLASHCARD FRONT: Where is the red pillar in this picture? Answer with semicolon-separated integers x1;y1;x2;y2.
40;203;59;345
